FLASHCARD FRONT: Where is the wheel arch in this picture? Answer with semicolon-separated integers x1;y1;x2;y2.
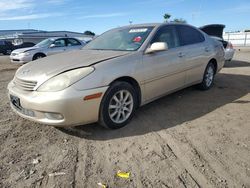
32;52;46;60
109;76;142;108
208;58;218;74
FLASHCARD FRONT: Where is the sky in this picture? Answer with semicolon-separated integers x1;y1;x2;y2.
0;0;249;34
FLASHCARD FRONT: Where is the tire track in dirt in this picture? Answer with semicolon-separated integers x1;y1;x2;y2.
156;130;240;187
152;132;201;188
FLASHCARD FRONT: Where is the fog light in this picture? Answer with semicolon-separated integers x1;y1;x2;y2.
44;112;64;120
22;109;35;117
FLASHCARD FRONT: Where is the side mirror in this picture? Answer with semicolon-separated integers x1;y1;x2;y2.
145;42;168;54
49;44;56;48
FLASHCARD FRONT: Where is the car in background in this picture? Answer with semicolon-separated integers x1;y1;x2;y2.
10;37;85;63
0;41;35;55
14;42;35;49
200;24;235;61
8;23;224;129
0;40;14;55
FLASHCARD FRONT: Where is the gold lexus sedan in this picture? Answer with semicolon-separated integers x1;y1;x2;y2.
8;23;225;129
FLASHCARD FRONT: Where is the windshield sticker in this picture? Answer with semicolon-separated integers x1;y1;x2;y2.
133;36;142;42
129;28;148;33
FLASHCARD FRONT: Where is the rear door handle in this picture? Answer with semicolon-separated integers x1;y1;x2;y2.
178;52;185;58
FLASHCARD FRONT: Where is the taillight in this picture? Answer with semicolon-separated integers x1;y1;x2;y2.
226;42;233;49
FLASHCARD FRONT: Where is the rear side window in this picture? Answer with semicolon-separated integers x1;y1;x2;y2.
151;25;180;49
177;25;205;46
67;38;81;46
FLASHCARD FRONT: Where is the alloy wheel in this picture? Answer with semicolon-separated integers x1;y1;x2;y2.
108;90;134;124
205;66;214;87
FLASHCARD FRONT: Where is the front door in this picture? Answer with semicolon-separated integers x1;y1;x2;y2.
142;25;186;102
47;38;67;56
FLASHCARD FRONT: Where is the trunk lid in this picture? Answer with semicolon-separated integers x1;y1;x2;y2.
199;24;225;39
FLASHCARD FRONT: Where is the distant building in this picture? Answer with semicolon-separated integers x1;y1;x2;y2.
0;29;40;37
0;29;93;45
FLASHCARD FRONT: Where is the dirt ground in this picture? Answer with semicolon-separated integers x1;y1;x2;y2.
0;51;249;188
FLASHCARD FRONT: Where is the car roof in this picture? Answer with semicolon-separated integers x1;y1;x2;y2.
119;22;199;29
48;37;79;40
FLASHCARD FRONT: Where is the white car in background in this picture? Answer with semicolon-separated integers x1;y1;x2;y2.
10;37;85;64
200;24;235;61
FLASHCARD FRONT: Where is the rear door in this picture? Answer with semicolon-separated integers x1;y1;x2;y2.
176;25;209;85
142;25;186;101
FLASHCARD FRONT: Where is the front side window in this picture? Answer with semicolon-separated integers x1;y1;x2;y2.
151;25;180;49
67;38;81;46
85;27;154;51
53;39;66;47
177;25;205;46
35;39;53;48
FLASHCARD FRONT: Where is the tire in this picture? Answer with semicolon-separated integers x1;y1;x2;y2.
33;53;46;61
198;62;215;90
99;81;138;129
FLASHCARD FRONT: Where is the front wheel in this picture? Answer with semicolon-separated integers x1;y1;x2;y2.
198;63;215;90
99;81;137;129
33;53;46;61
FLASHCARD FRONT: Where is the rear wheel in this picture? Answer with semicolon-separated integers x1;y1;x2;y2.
99;81;137;129
198;62;215;90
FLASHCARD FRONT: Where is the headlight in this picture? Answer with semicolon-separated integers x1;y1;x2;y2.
37;67;94;92
20;52;30;56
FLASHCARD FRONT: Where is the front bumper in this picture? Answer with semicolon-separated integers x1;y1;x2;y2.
10;54;32;64
8;80;108;127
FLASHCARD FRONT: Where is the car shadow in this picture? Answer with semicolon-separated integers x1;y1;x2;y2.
58;72;250;141
224;60;250;68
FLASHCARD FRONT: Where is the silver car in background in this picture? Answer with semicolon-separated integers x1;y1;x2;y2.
8;23;225;129
10;37;85;63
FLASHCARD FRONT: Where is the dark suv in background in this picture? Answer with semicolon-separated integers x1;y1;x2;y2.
0;41;14;55
0;40;35;55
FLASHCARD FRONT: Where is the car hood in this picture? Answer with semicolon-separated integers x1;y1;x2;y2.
15;49;131;84
199;24;225;39
13;46;39;53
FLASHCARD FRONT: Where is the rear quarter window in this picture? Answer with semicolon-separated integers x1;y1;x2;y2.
177;25;205;46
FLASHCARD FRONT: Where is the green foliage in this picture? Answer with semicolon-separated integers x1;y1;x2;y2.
172;18;187;23
83;30;95;36
163;13;187;23
163;13;171;22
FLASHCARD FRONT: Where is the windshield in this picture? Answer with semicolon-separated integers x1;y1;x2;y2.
85;27;154;51
35;38;54;48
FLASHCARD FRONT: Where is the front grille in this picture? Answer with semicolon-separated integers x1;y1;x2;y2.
13;77;37;91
